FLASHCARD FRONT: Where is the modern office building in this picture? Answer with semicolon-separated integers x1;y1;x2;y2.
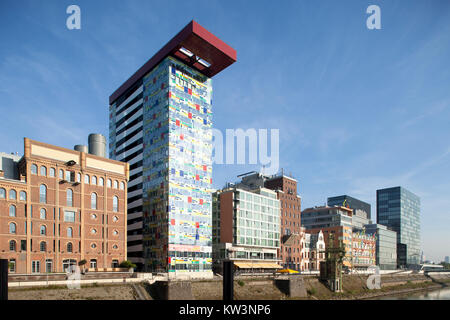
351;229;376;271
365;224;397;270
108;21;236;275
212;186;281;273
445;256;450;264
234;170;303;270
0;138;129;274
376;186;421;268
328;195;371;220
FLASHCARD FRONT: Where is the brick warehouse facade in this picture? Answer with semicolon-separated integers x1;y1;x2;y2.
0;138;129;274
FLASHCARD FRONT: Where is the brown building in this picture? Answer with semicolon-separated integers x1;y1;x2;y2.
0;138;129;274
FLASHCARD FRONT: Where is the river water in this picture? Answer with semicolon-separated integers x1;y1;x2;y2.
376;287;450;300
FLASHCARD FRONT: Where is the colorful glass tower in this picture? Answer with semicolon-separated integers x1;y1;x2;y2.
109;21;236;275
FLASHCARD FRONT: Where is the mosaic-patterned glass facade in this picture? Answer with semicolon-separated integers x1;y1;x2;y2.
142;57;213;272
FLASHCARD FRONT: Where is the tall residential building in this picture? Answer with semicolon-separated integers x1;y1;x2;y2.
328;195;372;221
0;138;129;274
212;186;281;273
376;186;421;268
365;224;397;270
108;21;236;274
234;171;304;270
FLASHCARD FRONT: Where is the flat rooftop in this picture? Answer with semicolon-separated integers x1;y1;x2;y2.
109;20;237;104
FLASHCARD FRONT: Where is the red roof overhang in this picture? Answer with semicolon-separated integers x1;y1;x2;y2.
109;20;237;105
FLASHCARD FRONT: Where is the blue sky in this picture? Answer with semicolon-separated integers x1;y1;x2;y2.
1;0;449;262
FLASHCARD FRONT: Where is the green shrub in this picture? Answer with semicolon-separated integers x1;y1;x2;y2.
237;280;245;287
119;260;137;269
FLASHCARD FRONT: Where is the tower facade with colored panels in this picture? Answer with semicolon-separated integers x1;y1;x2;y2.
108;21;236;274
141;57;213;273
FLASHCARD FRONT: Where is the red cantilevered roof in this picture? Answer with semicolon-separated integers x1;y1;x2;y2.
109;20;237;105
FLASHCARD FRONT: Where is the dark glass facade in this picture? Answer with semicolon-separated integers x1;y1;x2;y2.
327;195;371;220
376;187;421;268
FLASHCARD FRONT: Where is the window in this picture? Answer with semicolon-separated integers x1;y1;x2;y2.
9;205;16;217
67;227;73;238
77;173;81;183
120;182;125;190
21;240;26;251
0;188;5;199
40;225;47;235
67;189;73;207
59;169;64;179
49;168;55;177
107;179;112;188
113;196;118;212
40;241;47;252
40;208;46;219
85;175;90;184
113;230;118;236
65;171;72;182
32;261;40;273
91;193;97;209
9;189;17;200
90;259;97;268
39;185;47;203
99;178;104;186
91;243;97;249
91;228;97;235
91;213;97;220
112;244;118;249
112;216;119;222
67;242;73;253
10;240;16;251
64;211;76;222
40;166;47;176
19;191;26;201
112;260;119;268
31;164;38;174
92;176;97;185
113;180;118;189
9;259;16;273
9;223;16;234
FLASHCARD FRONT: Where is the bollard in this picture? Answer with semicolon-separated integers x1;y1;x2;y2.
223;260;234;301
0;259;8;301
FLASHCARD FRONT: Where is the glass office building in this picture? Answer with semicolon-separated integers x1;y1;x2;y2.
376;187;421;268
365;224;397;270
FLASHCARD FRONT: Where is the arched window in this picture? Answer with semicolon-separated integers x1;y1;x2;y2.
113;180;118;189
120;182;125;190
112;216;119;222
112;230;118;236
40;241;47;252
59;169;64;179
40;208;46;219
49;167;56;177
113;196;118;212
10;240;16;251
19;191;27;201
39;185;47;203
0;188;5;199
9;205;16;217
67;242;73;253
91;193;97;209
31;164;38;174
67;227;73;238
9;189;17;200
40;225;47;235
85;175;90;184
99;177;104;186
107;179;112;188
40;166;47;176
9;223;16;234
92;176;97;185
67;189;73;207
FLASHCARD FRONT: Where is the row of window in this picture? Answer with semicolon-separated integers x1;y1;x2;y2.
30;164;125;189
0;188;26;201
7;222;121;237
9;259;121;273
8;240;120;253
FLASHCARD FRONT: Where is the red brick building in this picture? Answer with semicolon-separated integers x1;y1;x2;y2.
0;138;129;274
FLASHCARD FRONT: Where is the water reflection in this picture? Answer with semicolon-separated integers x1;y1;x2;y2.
377;287;450;300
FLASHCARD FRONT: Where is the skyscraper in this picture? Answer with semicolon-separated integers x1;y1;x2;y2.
376;186;421;268
109;21;236;274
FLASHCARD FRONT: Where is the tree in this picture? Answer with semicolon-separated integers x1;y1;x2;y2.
119;260;136;269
